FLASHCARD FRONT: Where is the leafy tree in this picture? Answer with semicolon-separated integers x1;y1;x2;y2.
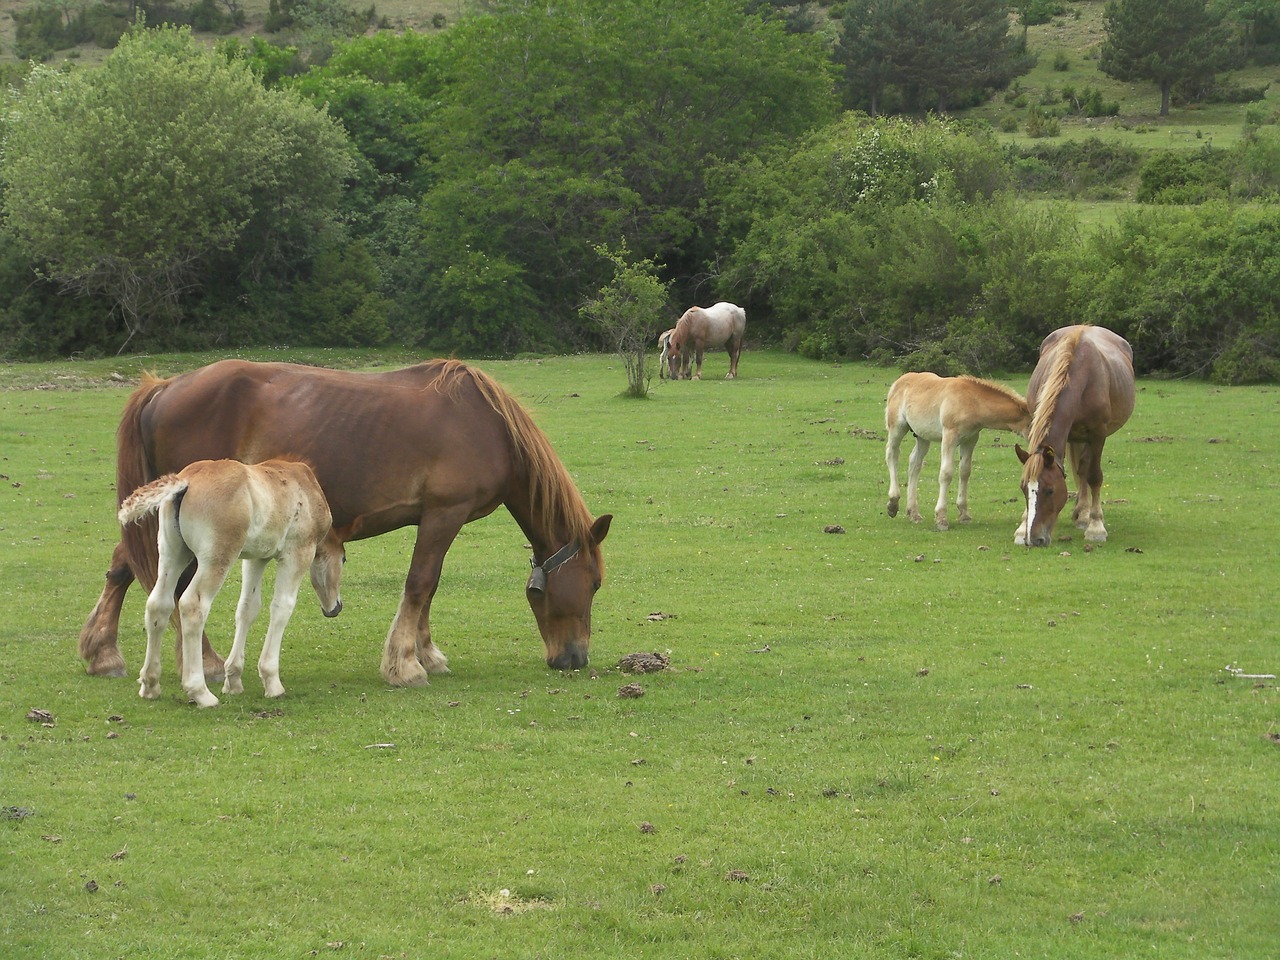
0;23;355;352
840;0;1032;115
1100;0;1235;115
414;0;837;350
580;242;671;398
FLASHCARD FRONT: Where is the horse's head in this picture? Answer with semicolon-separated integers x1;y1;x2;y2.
526;514;612;670
1016;444;1068;547
310;528;346;618
664;329;685;380
658;329;676;380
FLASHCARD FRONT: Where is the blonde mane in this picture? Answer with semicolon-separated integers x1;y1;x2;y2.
432;359;595;548
1022;327;1086;482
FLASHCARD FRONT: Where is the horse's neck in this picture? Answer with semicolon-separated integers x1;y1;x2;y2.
503;469;576;560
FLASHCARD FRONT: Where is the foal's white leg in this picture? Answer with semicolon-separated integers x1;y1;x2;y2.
905;437;930;523
953;435;979;525
933;432;958;531
138;506;191;700
258;553;309;699
224;558;267;696
178;563;232;708
885;425;907;518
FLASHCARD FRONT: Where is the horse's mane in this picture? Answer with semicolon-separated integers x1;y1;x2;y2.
1022;327;1087;482
957;374;1027;409
671;308;696;346
431;359;595;547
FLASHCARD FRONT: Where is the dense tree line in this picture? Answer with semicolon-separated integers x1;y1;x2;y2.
0;1;1277;382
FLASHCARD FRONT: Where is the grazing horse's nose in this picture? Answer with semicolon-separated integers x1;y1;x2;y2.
547;646;589;671
324;599;343;618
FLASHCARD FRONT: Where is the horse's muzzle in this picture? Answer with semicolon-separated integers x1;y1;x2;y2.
324;600;343;618
547;647;589;671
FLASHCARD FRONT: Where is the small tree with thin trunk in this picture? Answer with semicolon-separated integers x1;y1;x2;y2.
581;242;670;399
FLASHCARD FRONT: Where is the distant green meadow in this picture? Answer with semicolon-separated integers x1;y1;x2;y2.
1;350;1276;959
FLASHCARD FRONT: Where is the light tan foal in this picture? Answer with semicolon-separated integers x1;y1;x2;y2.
118;458;343;708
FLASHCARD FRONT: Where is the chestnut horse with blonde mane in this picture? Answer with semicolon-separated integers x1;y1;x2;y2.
885;372;1030;531
1015;325;1134;546
80;359;612;686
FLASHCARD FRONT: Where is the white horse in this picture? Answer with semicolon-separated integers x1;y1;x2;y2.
665;302;746;380
885;373;1030;531
118;458;344;708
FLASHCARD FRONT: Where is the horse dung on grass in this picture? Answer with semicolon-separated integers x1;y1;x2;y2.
1015;325;1135;546
884;373;1030;531
664;302;746;380
118;458;344;708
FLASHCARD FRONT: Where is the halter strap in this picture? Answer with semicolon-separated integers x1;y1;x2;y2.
527;540;580;593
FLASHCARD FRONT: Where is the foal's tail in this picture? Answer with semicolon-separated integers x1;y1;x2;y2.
117;475;189;527
117;374;171;591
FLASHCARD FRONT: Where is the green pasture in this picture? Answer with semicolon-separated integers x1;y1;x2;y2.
1;350;1277;959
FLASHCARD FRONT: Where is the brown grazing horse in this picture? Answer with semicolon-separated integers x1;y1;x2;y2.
80;359;612;686
1015;325;1135;546
885;373;1030;531
664;302;746;380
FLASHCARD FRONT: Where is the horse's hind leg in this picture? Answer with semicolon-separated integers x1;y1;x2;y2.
79;541;134;678
178;560;233;708
885;423;909;519
905;437;930;523
725;338;741;379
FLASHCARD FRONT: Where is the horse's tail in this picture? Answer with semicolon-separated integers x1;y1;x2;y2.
117;475;188;527
116;373;171;591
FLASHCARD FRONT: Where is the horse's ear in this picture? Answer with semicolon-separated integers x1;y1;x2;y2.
1015;444;1030;464
1043;446;1056;468
591;514;613;545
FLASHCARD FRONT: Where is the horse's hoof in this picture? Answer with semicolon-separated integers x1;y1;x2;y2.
138;684;160;700
383;660;431;688
203;659;227;684
87;651;128;678
222;677;244;695
1084;527;1108;543
935;520;950;532
188;690;220;708
887;500;899;518
263;682;285;699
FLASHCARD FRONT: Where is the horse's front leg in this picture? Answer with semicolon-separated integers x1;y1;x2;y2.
382;512;466;687
258;552;310;699
952;435;979;525
224;559;267;696
80;541;134;677
693;344;705;380
1073;442;1109;542
905;437;930;523
933;432;958;531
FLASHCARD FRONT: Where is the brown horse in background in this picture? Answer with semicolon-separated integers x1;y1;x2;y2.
885;372;1030;531
1015;325;1135;546
80;359;612;686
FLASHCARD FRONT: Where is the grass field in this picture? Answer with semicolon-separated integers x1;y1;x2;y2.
1;349;1277;958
